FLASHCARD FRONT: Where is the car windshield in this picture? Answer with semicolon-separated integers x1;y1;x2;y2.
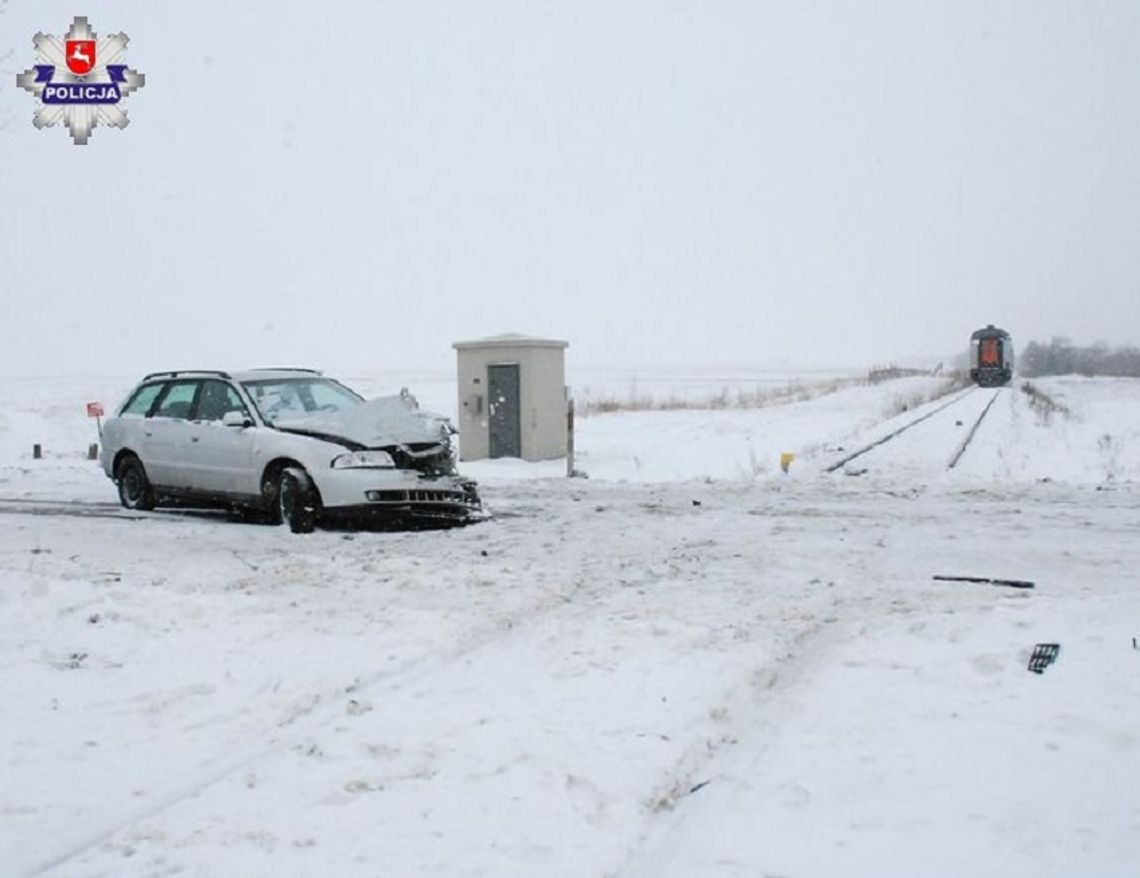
241;377;363;425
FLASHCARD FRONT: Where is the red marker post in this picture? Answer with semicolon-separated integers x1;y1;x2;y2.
86;401;104;440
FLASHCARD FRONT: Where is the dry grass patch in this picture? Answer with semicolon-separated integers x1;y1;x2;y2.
579;377;867;417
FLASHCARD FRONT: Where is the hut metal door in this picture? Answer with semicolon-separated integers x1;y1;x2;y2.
488;363;521;458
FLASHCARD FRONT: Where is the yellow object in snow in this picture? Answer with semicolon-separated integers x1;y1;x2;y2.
779;452;795;473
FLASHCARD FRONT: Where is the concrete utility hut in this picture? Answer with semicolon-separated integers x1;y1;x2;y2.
452;333;569;461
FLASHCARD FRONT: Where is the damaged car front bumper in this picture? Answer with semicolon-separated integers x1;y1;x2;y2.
311;467;483;524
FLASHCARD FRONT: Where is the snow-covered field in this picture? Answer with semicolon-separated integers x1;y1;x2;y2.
1;372;1138;877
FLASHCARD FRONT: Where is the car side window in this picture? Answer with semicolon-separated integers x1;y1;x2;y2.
152;381;201;420
122;383;163;416
195;380;250;422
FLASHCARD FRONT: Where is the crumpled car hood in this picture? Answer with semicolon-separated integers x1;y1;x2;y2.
273;392;454;449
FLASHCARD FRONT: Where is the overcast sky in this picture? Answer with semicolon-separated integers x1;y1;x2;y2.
1;1;1138;375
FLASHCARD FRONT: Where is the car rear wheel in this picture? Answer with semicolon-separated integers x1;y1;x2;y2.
116;456;155;510
278;466;319;534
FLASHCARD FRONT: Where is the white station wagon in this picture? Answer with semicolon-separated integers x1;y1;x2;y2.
100;368;482;532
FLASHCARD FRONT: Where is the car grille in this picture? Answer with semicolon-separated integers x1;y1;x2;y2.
366;489;475;506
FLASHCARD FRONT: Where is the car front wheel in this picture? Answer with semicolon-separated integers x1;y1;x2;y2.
278;466;320;534
116;456;155;511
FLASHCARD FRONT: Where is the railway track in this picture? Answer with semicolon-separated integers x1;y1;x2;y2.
824;385;1003;474
947;390;1002;469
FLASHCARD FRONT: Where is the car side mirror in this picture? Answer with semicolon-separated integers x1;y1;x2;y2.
222;411;252;428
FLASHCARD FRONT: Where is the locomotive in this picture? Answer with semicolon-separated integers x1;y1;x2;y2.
969;324;1013;386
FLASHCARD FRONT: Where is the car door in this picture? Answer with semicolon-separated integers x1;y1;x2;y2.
184;380;258;498
110;381;165;469
143;380;202;489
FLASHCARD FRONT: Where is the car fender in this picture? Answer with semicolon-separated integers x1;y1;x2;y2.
99;418;140;478
249;428;348;482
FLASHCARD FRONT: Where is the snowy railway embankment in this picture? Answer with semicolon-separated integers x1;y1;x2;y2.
1;374;1139;877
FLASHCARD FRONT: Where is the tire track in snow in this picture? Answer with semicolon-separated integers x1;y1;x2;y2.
26;505;667;876
615;493;962;876
0;497;233;523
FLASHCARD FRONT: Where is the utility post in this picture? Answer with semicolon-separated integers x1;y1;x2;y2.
566;394;575;477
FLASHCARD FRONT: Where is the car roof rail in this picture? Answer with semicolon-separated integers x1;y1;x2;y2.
141;369;233;381
246;367;323;375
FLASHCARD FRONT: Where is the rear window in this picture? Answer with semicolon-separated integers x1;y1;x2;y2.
122;383;163;416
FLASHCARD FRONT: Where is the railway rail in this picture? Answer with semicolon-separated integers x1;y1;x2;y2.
947;390;1002;469
824;386;1003;474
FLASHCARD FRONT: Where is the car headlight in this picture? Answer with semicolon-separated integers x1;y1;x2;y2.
331;450;395;469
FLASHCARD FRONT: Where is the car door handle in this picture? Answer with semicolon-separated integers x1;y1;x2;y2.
191;436;200;443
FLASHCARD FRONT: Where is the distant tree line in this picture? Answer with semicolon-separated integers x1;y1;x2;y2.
1020;338;1140;377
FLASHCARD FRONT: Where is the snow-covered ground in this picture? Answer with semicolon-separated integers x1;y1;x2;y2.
1;373;1138;877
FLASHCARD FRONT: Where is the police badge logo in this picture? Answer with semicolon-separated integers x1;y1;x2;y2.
65;39;97;76
16;16;146;145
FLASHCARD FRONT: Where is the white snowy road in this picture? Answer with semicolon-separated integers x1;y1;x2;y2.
1;375;1139;877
